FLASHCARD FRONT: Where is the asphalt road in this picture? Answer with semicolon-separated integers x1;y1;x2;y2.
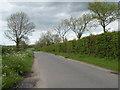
34;52;118;88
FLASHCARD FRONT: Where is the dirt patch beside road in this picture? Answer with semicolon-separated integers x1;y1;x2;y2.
15;56;43;88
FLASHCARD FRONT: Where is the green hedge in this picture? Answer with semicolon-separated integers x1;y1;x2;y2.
2;46;16;55
40;31;119;59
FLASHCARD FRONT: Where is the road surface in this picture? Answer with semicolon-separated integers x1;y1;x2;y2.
34;52;118;88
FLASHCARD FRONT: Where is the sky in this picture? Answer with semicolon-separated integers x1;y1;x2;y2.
0;0;118;45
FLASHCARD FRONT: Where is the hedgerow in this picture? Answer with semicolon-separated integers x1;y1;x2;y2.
40;31;118;59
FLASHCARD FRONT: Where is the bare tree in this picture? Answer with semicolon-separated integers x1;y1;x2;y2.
65;14;95;39
5;12;35;49
36;31;61;47
52;34;62;44
54;20;70;42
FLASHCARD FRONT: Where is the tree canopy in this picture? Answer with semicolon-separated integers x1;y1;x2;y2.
5;12;35;49
88;2;118;33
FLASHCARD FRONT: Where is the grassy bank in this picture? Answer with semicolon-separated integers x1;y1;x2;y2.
47;52;118;71
0;55;2;90
2;51;34;89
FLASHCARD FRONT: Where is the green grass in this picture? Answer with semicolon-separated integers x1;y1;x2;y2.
0;55;2;90
47;52;118;72
2;51;34;89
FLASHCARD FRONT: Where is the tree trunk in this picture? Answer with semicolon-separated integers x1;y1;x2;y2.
102;21;107;33
16;38;20;50
77;33;82;39
62;37;67;42
103;25;107;33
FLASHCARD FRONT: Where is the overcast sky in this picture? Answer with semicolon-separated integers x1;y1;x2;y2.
0;0;118;45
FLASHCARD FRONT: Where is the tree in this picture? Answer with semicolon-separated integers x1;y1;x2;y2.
65;14;93;39
5;12;35;49
39;31;53;46
52;34;62;44
54;20;70;42
88;2;118;33
36;31;61;47
19;37;29;49
19;40;28;49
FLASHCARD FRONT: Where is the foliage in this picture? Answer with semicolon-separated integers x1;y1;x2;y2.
88;2;118;33
2;46;28;55
65;14;96;39
0;54;2;90
35;31;62;49
2;46;17;55
2;51;34;89
39;31;118;59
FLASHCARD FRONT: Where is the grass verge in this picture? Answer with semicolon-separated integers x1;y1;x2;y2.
2;51;34;89
47;52;118;72
0;55;2;90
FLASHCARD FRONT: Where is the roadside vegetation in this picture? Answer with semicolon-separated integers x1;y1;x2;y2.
34;2;119;72
2;47;34;89
2;11;35;89
37;31;119;71
39;32;118;59
2;1;119;89
0;47;2;90
49;52;118;71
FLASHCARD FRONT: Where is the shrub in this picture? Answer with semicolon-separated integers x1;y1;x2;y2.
39;31;118;59
2;51;34;89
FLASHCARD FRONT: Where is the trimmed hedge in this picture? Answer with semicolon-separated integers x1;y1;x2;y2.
40;31;119;59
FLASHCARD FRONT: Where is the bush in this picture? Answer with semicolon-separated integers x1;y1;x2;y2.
39;31;118;59
2;46;29;55
2;51;34;89
2;46;17;55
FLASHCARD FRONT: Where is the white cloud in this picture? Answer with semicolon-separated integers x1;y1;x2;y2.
67;33;77;40
0;0;14;13
107;20;118;31
2;0;119;2
54;13;71;23
33;6;45;11
28;29;49;44
55;13;70;19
